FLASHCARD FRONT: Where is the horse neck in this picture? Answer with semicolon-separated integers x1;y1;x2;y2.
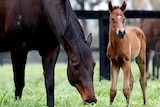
109;26;122;47
41;0;68;36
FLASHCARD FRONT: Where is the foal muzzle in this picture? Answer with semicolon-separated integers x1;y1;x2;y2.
117;29;126;38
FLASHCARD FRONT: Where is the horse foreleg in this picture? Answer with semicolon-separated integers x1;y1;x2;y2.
122;61;131;105
110;61;120;105
129;70;134;92
11;49;28;100
136;57;147;105
41;45;60;107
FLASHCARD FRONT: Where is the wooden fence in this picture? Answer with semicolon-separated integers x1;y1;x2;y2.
1;10;160;80
75;10;160;80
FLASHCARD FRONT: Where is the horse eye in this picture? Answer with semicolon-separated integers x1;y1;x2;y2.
111;18;115;23
73;65;79;70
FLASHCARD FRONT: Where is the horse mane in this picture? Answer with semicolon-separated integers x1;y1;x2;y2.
63;0;92;63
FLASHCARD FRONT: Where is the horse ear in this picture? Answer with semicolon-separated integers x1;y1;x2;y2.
120;1;126;11
108;1;113;13
86;33;92;47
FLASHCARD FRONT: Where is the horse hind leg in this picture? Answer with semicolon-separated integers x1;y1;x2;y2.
11;49;28;100
152;55;156;79
146;47;151;79
136;56;147;105
157;67;159;79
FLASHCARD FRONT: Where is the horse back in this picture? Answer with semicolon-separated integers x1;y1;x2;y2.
141;19;160;50
0;0;58;52
4;0;44;33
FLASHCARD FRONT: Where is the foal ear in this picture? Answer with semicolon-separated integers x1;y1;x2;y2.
108;1;113;13
86;33;92;47
120;1;126;11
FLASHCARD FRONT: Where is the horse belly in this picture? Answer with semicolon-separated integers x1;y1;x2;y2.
130;38;141;60
126;28;141;60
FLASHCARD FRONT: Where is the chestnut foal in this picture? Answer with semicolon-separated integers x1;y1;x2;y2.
107;1;147;106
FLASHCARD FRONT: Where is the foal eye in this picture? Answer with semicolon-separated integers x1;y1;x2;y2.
111;18;115;23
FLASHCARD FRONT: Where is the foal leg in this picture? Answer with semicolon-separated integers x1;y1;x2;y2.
129;70;134;93
110;61;120;105
122;61;131;105
136;57;147;105
11;49;28;100
40;45;60;107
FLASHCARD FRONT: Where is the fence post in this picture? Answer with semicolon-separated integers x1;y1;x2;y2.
99;19;110;80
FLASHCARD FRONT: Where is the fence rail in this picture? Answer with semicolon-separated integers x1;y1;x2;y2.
1;10;160;80
75;10;160;19
75;10;160;80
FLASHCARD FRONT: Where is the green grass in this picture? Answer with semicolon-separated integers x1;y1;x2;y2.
0;62;160;107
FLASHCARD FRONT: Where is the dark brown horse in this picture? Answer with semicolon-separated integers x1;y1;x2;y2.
107;1;147;106
152;40;160;79
140;19;160;79
0;0;97;106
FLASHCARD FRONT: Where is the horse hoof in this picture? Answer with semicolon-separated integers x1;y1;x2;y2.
146;72;151;79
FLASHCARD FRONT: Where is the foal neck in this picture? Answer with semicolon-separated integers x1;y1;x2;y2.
109;27;124;48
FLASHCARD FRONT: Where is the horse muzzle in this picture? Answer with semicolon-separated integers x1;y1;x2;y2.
83;97;97;104
117;29;126;38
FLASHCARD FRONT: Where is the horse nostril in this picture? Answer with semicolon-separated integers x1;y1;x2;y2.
118;30;125;38
123;30;126;35
84;98;97;104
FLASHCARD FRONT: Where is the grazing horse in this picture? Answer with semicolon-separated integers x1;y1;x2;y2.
0;0;97;106
107;1;147;106
140;19;160;79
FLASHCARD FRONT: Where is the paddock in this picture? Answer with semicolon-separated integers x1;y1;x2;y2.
0;63;160;106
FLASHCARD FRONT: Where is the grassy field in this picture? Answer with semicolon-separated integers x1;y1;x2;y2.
0;62;160;107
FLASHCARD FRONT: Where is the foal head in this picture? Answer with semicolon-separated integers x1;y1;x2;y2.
109;1;126;38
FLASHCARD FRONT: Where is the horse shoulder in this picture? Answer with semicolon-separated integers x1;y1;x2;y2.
125;27;145;59
126;27;145;40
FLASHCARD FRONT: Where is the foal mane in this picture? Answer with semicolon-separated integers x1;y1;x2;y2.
63;0;92;63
